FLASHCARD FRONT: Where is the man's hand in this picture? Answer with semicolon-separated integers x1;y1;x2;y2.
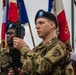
8;68;24;75
8;70;15;75
13;37;26;50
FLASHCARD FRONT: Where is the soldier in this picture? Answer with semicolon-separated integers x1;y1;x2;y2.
8;9;74;75
0;23;25;75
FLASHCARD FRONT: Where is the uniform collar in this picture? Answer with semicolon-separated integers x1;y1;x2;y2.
34;37;57;51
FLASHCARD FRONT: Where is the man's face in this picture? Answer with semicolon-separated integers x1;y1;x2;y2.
35;18;52;39
6;29;15;46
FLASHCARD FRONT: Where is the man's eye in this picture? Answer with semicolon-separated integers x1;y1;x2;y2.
39;22;44;24
7;32;13;35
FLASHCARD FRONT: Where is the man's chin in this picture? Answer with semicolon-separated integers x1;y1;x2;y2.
38;35;43;38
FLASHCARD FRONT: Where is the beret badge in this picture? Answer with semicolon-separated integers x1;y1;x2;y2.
8;23;13;29
38;10;44;17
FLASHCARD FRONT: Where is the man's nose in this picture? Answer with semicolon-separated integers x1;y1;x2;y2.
35;24;40;29
7;34;10;38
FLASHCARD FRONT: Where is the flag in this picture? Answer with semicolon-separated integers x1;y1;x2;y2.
1;0;30;47
54;0;70;43
48;0;72;51
17;0;36;47
7;0;35;47
8;0;29;24
8;0;18;23
2;0;9;48
48;0;54;12
49;0;76;74
17;0;29;23
1;0;8;48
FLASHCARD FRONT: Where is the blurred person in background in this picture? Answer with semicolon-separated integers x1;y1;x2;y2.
0;23;25;75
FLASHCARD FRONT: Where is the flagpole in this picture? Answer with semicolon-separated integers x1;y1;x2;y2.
71;0;74;50
28;23;35;47
17;0;35;47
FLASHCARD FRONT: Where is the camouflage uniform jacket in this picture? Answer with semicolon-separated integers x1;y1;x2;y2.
20;37;74;75
0;48;9;75
0;47;24;75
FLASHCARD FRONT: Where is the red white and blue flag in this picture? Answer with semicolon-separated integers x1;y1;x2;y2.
1;0;29;47
8;0;18;23
1;0;9;48
48;0;72;51
8;0;29;24
1;6;6;48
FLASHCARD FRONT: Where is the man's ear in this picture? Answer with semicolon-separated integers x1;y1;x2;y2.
22;32;25;39
50;22;55;29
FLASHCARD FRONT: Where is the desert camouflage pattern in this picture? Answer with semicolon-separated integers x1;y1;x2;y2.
0;48;9;75
21;37;74;75
0;47;25;75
